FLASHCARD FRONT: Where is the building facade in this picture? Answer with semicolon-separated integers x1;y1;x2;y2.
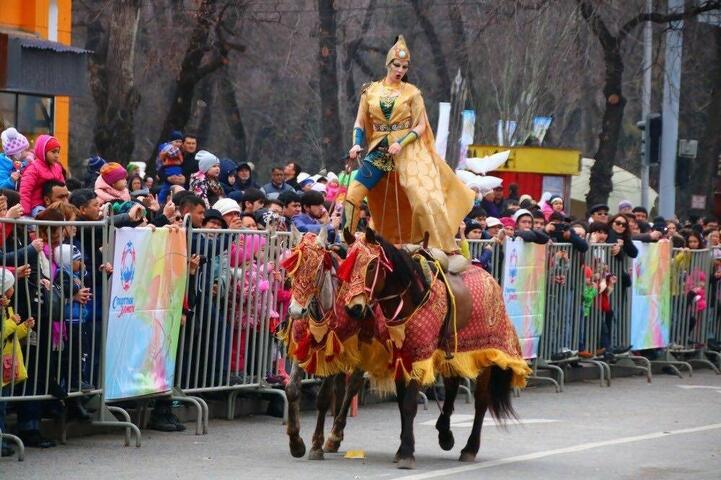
0;0;87;167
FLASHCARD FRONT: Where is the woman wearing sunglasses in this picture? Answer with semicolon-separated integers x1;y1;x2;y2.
607;213;638;259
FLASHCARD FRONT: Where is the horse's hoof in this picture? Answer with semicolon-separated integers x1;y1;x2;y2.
308;449;324;460
459;450;477;463
438;429;455;451
392;452;400;463
289;437;306;458
397;457;416;470
323;437;341;453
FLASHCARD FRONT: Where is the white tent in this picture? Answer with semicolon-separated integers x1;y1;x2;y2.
570;158;658;215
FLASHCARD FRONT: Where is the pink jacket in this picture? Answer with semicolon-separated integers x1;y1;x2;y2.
19;135;65;215
94;175;130;205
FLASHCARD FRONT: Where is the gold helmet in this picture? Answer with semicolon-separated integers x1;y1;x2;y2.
386;35;410;65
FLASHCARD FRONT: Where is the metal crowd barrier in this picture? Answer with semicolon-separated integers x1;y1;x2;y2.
175;226;291;423
1;217;140;462
666;248;720;373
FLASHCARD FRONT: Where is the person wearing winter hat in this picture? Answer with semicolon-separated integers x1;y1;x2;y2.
203;208;228;229
189;150;223;208
94;162;130;206
19;134;65;216
157;165;186;204
0;267;38;457
617;200;633;214
0;127;30;190
236;162;259;194
155;131;185;170
541;193;565;221
296;172;315;192
513;208;549;244
82;155;106;188
213;197;243;229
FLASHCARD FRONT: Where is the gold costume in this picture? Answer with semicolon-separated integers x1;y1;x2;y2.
345;38;474;252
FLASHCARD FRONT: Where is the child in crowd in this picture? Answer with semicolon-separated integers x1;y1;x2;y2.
1;268;35;458
189;150;223;208
94;162;130;206
0;128;32;190
53;244;91;392
157;132;184;168
19;134;65;216
542;194;566;221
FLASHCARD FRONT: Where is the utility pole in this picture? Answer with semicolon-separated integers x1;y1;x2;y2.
659;0;684;218
640;0;652;211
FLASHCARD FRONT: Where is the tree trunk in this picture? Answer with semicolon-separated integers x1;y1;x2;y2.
147;0;227;174
317;0;343;173
219;69;247;163
586;40;625;208
410;0;451;97
87;0;141;165
448;4;480;109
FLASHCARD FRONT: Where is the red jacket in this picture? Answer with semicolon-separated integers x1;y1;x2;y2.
19;135;65;215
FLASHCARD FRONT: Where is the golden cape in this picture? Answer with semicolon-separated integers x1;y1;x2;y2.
358;81;474;252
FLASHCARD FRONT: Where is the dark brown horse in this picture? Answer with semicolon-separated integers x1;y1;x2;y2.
341;228;529;469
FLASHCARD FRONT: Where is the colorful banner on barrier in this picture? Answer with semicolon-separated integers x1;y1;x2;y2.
631;240;671;349
502;238;547;359
104;227;187;401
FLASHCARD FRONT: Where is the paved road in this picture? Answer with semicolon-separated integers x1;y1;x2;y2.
4;371;721;479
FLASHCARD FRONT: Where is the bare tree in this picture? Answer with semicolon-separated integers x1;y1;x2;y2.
577;0;721;207
147;0;247;173
85;0;142;165
317;0;343;172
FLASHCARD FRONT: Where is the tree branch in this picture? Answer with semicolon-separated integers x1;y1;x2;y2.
619;0;721;40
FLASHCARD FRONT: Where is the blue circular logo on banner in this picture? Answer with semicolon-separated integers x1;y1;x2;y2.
120;241;136;291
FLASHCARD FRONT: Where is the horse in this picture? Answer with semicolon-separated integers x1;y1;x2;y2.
280;226;365;461
339;228;530;469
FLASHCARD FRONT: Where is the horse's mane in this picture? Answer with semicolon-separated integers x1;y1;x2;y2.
375;235;428;305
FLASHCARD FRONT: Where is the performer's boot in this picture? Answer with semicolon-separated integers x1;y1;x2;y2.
343;180;369;234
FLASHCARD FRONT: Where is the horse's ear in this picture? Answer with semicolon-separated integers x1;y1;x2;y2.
422;232;430;250
316;226;328;247
290;224;302;245
343;227;355;245
365;227;377;245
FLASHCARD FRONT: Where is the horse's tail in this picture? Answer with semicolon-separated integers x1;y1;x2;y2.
486;365;517;424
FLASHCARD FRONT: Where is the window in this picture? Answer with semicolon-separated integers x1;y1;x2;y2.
0;91;54;145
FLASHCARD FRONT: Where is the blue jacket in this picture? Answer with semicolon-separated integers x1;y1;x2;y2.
292;213;337;243
261;181;294;200
0;153;18;189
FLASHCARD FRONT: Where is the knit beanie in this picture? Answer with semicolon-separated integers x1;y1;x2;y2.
1;128;29;156
196;150;220;173
87;155;106;172
100;162;128;185
0;267;15;294
53;244;83;269
169;130;184;142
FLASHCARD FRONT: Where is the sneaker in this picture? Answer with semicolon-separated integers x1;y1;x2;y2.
17;430;56;448
708;339;721;352
612;345;632;355
1;443;15;457
578;351;593;359
148;412;179;432
166;412;187;432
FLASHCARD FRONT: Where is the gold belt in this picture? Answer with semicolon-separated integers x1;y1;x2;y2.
372;118;411;132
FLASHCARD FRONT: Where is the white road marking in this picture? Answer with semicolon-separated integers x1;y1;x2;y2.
390;423;721;480
676;385;721;390
419;415;558;428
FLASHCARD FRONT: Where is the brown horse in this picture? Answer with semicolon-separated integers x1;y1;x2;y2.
281;227;365;461
340;228;530;469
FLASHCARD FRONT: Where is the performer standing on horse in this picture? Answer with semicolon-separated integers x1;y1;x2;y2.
344;36;475;253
